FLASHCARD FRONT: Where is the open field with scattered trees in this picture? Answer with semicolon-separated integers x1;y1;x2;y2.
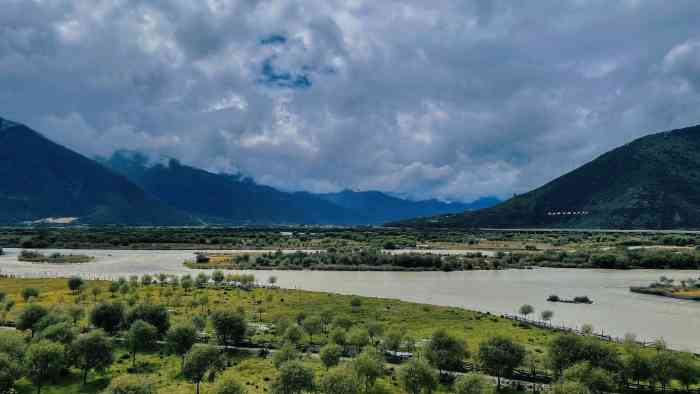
1;274;699;394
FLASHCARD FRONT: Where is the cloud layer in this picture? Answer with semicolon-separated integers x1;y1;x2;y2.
2;0;700;201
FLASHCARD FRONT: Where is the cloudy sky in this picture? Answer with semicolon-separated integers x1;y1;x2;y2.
2;0;700;202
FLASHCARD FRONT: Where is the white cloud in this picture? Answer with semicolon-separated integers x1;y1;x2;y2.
2;0;700;202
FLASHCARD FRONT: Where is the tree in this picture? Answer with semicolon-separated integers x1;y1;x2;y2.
382;328;404;352
90;302;125;334
320;343;344;369
303;315;323;344
551;381;591;394
453;373;491;394
36;321;76;345
623;348;651;386
213;373;247;394
347;326;370;355
210;309;247;346
72;329;114;384
166;323;198;366
126;303;171;335
181;275;194;292
0;330;25;361
103;375;156;394
425;329;468;376
21;287;40;302
351;347;384;392
329;326;347;347
25;340;66;394
271;360;315;394
273;342;300;368
398;359;438;394
650;351;678;391
66;304;84;325
563;362;614;394
674;353;700;391
15;304;48;337
268;276;278;286
67;276;85;292
126;320;158;367
478;336;525;389
282;324;305;347
91;286;102;302
519;304;534;319
0;353;23;393
319;366;360;394
540;310;554;325
366;321;384;344
212;270;225;285
350;297;362;311
183;345;225;394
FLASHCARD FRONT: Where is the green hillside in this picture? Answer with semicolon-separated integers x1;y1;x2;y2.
395;124;700;229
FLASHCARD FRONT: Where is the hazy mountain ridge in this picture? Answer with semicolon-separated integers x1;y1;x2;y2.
395;124;700;229
101;150;496;225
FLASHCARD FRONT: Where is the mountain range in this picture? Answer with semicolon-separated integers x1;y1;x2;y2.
0;116;494;225
396;124;700;229
99;150;493;225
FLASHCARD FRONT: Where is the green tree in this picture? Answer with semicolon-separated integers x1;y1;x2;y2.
540;310;554;325
303;315;323;345
551;381;591;394
271;360;315;394
320;343;344;369
36;321;76;345
319;366;360;394
126;303;171;335
347;326;370;355
90;302;125;335
212;270;225;285
210;309;247;346
21;287;40;302
0;330;25;361
563;362;614;394
351;347;384;392
15;303;48;337
183;345;225;394
25;340;66;394
478;336;525;389
126;320;158;367
166;323;198;366
650;351;678;391
453;373;492;394
72;329;114;384
425;329;468;376
365;320;384;344
67;276;85;292
0;353;23;392
282;324;305;347
675;353;700;391
103;375;156;394
382;328;404;352
398;359;439;394
519;304;534;319
273;342;300;368
623;348;651;386
212;373;247;394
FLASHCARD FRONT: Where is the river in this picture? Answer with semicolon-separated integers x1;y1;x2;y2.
1;248;699;351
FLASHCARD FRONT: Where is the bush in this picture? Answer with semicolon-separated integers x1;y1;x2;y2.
103;375;156;394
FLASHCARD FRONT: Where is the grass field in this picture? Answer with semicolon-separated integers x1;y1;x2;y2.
2;276;695;393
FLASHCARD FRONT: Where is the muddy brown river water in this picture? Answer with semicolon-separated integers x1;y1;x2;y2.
1;248;698;351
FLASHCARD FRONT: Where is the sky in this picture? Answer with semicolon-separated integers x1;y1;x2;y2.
2;0;700;202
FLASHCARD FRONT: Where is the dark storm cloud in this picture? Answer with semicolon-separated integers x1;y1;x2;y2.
2;0;700;201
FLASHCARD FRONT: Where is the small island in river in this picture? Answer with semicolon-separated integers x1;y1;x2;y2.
18;249;95;264
630;275;700;301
